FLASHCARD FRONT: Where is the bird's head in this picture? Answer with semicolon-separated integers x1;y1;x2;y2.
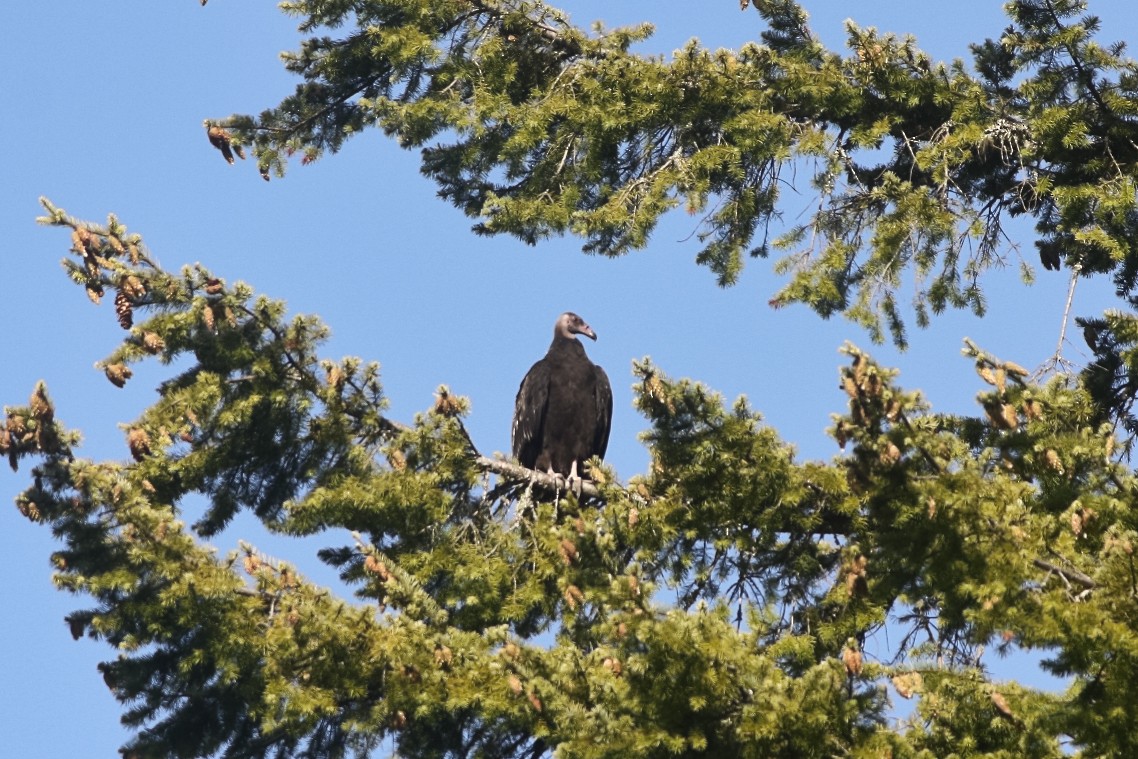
557;312;597;341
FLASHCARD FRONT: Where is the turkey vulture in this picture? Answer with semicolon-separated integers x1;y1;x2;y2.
512;312;613;484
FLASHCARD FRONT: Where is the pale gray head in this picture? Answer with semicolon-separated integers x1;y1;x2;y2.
555;311;597;341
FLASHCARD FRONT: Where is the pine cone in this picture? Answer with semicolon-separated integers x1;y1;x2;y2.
141;332;166;354
364;554;392;581
105;363;133;388
564;584;584;609
1003;361;1029;378
7;414;27;442
121;275;145;299
71;227;96;257
841;646;863;677
30;384;53;423
990;691;1021;725
433;387;463;417
891;672;922;698
559;538;578;565
114;290;133;329
127;428;151;461
207;125;236;164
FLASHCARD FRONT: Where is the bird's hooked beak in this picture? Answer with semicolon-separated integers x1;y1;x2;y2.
558;312;598;341
576;322;597;341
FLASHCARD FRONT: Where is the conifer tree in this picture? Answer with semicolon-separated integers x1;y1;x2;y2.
12;1;1138;758
10;197;1138;757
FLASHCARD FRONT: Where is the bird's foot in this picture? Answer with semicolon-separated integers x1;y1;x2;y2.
566;461;583;498
546;466;564;518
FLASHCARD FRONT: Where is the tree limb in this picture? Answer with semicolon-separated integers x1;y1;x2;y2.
1033;557;1096;590
475;455;603;499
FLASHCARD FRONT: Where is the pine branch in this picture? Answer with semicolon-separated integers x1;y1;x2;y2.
1032;557;1096;590
465;0;581;54
475;455;603;500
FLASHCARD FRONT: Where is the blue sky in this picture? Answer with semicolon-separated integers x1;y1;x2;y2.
3;2;1135;755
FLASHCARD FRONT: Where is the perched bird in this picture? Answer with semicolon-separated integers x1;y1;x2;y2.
512;312;613;486
1038;238;1062;271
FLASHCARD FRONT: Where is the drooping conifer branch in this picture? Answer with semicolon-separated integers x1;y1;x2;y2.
200;0;1138;346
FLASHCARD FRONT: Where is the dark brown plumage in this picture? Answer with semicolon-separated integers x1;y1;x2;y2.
512;312;612;481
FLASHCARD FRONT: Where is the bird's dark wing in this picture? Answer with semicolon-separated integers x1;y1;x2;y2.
512;359;550;468
593;363;613;460
1038;239;1062;271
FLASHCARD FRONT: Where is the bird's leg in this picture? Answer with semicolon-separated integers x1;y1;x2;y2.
567;460;583;498
547;466;562;520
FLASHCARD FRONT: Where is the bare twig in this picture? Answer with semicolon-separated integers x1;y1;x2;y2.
1049;263;1081;372
1033;557;1096;590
